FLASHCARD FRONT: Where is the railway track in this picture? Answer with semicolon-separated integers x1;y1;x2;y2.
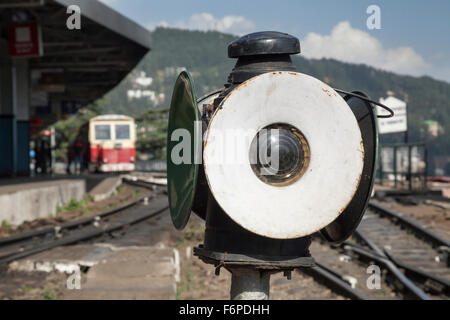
129;174;364;300
300;259;370;300
305;201;449;300
352;202;449;298
131;172;449;300
368;201;449;249
0;182;169;268
128;172;450;300
304;238;401;300
6;173;444;300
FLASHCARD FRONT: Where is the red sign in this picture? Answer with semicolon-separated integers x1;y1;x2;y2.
30;118;43;136
8;23;43;58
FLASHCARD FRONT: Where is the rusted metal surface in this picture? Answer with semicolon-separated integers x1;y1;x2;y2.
321;92;376;243
194;245;315;269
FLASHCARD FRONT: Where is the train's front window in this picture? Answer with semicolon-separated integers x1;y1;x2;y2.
95;124;111;140
115;124;130;140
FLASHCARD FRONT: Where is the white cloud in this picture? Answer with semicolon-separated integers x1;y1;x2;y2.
148;13;255;36
302;21;430;77
99;0;119;5
147;20;169;31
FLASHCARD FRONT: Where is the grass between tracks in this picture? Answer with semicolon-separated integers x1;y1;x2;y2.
0;185;144;237
175;218;205;300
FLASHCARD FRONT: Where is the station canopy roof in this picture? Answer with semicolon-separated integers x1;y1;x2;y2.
0;0;152;105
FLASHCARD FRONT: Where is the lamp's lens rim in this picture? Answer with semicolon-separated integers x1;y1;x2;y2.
249;123;310;187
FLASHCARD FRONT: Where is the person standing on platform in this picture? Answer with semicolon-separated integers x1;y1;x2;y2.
74;138;84;174
66;145;74;175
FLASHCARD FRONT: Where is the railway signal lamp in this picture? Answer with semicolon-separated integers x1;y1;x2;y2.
167;31;392;299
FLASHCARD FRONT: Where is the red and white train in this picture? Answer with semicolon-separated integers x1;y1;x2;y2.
75;115;136;173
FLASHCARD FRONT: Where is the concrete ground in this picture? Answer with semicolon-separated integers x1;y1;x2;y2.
1;194;180;300
1;181;448;300
0;173;111;192
2;244;178;300
61;244;178;300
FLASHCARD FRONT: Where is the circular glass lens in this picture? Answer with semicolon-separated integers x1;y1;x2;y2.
249;123;309;186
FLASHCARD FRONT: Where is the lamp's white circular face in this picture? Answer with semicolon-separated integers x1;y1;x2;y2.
203;72;364;239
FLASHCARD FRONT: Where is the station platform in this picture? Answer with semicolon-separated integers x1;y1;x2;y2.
0;174;120;226
0;174;111;192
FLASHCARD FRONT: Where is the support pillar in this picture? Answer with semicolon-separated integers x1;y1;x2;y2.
229;268;271;300
0;115;16;176
0;40;30;176
14;58;30;176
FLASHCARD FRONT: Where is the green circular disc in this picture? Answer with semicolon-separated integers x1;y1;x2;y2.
167;71;200;230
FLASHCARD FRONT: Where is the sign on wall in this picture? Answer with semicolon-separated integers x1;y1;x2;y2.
8;23;43;58
376;96;407;134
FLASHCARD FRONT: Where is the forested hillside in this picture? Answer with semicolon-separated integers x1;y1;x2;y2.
55;27;449;165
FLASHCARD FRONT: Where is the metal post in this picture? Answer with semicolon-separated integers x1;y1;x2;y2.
51;126;56;174
229;268;271;300
408;145;412;191
424;146;428;190
379;147;384;186
394;146;398;189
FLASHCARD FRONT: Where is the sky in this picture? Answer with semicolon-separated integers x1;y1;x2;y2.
99;0;450;83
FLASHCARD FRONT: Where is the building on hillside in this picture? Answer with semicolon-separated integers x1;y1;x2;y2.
424;120;444;137
127;71;165;104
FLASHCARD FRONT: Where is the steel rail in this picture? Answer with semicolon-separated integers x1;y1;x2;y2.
301;263;369;300
354;229;432;299
342;235;431;300
368;201;450;249
0;203;169;267
383;249;450;296
353;229;385;256
343;239;449;295
0;194;152;247
123;178;167;189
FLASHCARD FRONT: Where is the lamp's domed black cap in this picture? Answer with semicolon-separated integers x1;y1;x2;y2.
228;31;300;58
